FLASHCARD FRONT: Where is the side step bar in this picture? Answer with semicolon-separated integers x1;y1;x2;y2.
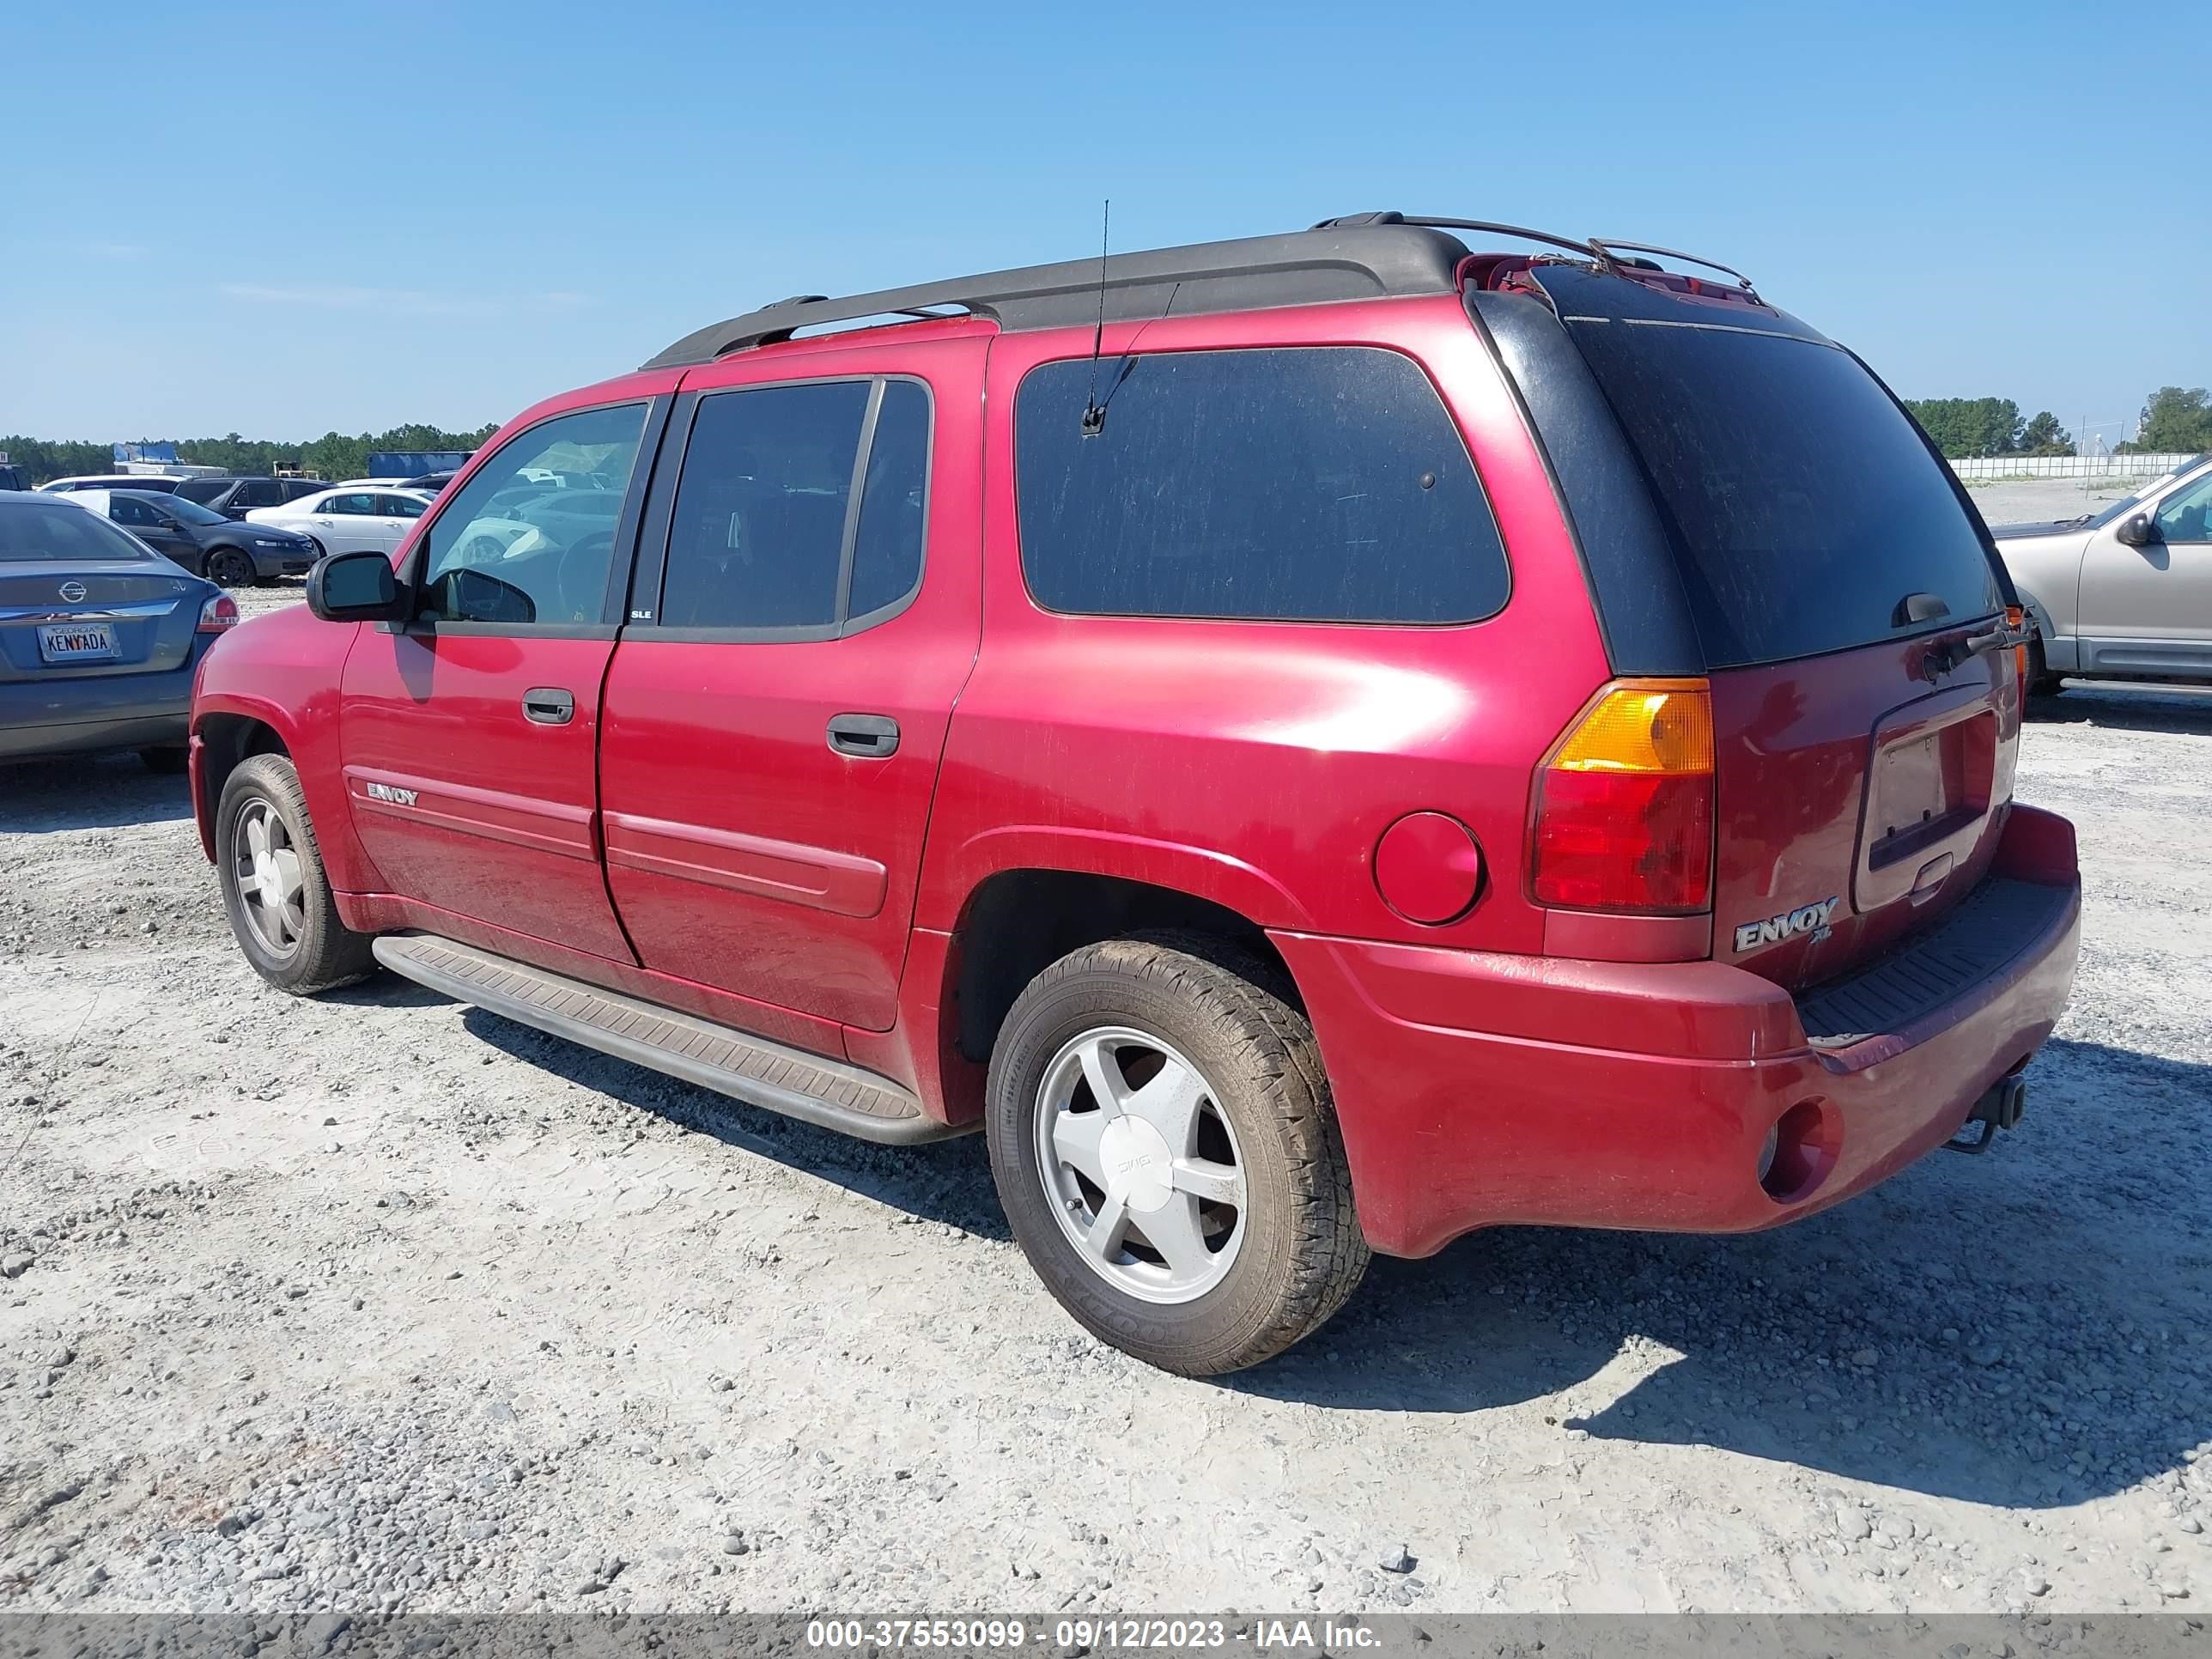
371;933;966;1146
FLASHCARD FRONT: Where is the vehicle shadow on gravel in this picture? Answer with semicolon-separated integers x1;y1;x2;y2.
0;753;192;832
1233;1036;2212;1510
458;1006;1010;1240
2028;682;2212;734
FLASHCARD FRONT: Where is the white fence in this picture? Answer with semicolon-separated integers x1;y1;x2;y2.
1949;453;2197;481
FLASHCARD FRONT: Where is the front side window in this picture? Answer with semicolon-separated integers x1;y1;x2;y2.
237;480;282;508
1015;346;1510;623
379;493;427;519
658;376;931;632
2154;472;2212;544
416;402;647;627
109;495;161;527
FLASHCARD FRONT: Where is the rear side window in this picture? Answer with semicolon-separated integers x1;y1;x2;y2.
659;376;931;634
1015;347;1510;623
1565;320;2002;665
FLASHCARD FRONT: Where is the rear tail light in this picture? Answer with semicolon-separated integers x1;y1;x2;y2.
197;594;240;634
2007;603;2028;702
1530;679;1715;913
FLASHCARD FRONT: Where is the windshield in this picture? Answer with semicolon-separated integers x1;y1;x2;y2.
0;502;155;562
2073;459;2210;530
133;492;228;526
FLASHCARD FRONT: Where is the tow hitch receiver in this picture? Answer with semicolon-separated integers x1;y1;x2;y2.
1946;1072;2027;1155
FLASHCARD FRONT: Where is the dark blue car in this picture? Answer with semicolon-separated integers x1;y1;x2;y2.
0;490;238;771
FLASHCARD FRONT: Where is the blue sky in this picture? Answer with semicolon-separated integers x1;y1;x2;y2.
4;0;2203;449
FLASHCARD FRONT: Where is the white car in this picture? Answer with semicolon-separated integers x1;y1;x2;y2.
246;487;432;558
37;473;188;494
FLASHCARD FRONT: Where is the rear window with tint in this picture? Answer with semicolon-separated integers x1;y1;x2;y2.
0;503;153;562
1016;347;1509;624
1566;319;2001;666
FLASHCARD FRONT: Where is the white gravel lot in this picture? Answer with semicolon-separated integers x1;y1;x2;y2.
4;579;2211;1616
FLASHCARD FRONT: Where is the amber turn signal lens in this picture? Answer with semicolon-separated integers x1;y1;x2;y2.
1547;684;1714;775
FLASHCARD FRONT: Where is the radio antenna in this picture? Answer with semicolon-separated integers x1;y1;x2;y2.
1081;199;1111;436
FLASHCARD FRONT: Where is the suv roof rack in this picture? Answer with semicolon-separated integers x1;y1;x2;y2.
642;222;1474;369
643;213;1756;369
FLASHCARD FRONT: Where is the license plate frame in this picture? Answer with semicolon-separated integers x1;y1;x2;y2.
35;622;119;664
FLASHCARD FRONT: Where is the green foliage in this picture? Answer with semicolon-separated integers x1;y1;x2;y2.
0;423;501;487
1902;397;2025;459
2019;411;2074;456
2120;387;2212;455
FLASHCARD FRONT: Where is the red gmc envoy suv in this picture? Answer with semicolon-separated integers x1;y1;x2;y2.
190;214;2081;1375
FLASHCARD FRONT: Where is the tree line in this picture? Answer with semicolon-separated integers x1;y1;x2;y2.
1903;388;2212;459
0;422;502;487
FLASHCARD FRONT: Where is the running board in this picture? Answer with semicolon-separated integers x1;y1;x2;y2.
371;933;963;1146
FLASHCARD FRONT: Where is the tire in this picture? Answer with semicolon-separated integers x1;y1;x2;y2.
138;744;188;775
205;546;258;587
2027;639;2063;699
985;933;1369;1376
215;753;377;994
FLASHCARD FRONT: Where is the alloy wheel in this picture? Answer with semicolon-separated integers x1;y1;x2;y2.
232;798;306;957
1032;1025;1248;1304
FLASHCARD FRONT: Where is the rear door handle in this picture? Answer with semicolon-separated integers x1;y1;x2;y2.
826;713;900;757
522;687;575;726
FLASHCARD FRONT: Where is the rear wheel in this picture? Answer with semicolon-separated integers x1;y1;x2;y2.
205;546;258;587
216;753;376;994
985;933;1368;1376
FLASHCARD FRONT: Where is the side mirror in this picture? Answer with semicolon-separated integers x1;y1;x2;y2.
2115;513;2159;549
306;549;407;623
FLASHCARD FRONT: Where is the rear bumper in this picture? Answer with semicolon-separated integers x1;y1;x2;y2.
0;659;198;761
1272;804;2082;1258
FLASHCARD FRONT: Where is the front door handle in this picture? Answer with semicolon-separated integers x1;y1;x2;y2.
523;687;575;726
826;712;900;758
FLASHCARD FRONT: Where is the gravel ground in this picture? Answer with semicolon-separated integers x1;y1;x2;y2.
4;582;2212;1615
1966;477;2150;526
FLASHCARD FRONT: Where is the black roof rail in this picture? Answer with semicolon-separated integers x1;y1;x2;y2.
641;222;1474;369
1312;211;1618;270
1588;239;1758;296
642;214;1757;371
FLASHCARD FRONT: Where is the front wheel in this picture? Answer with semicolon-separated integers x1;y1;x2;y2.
215;753;377;994
2027;638;2063;699
986;934;1369;1376
205;546;258;587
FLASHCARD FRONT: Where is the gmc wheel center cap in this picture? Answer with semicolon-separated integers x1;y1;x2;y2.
1098;1116;1176;1212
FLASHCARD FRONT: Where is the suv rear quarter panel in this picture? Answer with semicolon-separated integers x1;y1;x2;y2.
921;297;1613;955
